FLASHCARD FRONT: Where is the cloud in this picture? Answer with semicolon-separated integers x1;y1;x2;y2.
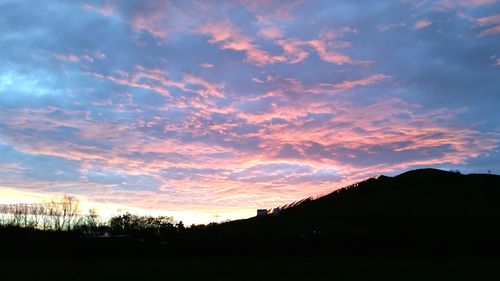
82;2;115;17
491;55;500;66
132;6;169;39
275;27;366;65
476;14;500;36
228;163;341;185
378;22;406;32
0;143;81;182
413;19;433;29
433;0;496;10
476;14;500;26
197;21;284;66
314;74;390;93
308;39;355;64
184;74;225;98
258;26;284;40
256;73;391;96
84;169;161;190
479;24;500;36
53;53;80;62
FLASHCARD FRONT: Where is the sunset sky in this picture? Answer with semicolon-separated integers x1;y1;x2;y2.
1;0;499;224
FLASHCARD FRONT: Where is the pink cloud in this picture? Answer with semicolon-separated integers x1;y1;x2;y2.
82;2;114;16
201;63;214;68
132;10;169;39
476;14;500;26
277;39;310;64
184;74;225;98
98;2;367;67
433;0;497;10
197;21;284;66
281;36;362;65
307;39;354;64
88;66;228;107
53;51;106;64
258;26;284;40
309;74;391;94
240;101;496;185
378;22;406;32
413;19;433;29
275;28;366;65
54;53;80;62
476;14;500;36
479;24;500;36
89;68;174;98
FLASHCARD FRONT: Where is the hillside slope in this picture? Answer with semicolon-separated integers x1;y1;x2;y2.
192;169;500;255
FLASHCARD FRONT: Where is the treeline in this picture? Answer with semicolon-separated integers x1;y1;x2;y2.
0;194;80;231
0;195;184;240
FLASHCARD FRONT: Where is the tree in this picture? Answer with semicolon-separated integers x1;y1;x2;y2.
45;195;80;231
109;213;175;238
60;194;80;230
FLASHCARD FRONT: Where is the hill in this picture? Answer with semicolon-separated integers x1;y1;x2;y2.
190;169;500;255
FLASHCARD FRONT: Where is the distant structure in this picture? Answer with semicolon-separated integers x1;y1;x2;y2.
256;209;268;217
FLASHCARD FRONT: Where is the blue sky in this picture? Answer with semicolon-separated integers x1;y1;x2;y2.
0;0;499;223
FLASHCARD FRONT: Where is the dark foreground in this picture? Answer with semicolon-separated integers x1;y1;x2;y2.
1;256;500;281
2;169;500;280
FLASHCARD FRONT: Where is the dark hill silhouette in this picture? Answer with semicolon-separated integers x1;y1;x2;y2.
190;169;500;256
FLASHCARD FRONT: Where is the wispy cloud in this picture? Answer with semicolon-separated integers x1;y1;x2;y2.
414;19;433;29
433;0;497;10
82;2;114;17
378;22;407;32
197;21;284;66
476;14;500;36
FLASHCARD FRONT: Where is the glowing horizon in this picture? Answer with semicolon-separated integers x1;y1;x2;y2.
1;0;499;224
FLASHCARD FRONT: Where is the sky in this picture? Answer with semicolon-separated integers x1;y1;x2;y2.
0;0;499;224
